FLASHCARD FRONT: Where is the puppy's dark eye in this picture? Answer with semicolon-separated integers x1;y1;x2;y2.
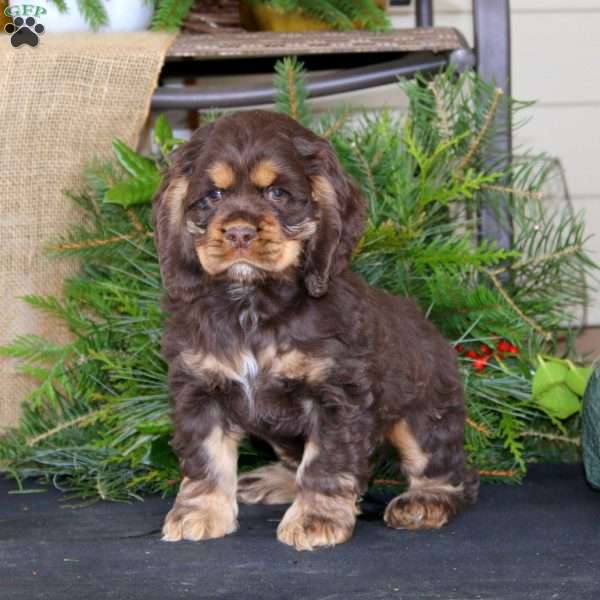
206;188;223;202
266;186;287;202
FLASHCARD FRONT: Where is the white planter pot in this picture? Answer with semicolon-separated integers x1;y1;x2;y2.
8;1;155;33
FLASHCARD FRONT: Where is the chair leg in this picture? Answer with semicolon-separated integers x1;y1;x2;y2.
415;0;434;27
473;0;513;251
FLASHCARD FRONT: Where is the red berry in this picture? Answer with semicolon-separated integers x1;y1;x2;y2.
473;356;489;371
455;344;465;353
497;340;511;353
480;344;493;355
508;344;519;354
465;351;479;359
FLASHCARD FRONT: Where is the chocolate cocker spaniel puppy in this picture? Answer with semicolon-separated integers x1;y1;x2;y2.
154;110;479;551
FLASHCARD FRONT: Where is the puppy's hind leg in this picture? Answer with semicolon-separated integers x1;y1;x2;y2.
384;407;479;530
237;443;299;505
238;463;297;505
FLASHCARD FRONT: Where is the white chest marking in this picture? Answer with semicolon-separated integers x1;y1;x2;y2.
181;349;259;412
237;350;259;411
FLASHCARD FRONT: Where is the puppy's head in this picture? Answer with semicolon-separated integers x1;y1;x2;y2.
153;110;365;300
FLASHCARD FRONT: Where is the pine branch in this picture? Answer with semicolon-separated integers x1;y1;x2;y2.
480;183;543;201
483;268;553;340
520;430;581;446
274;57;310;125
268;0;354;30
26;410;103;447
428;79;453;141
53;232;153;253
466;418;492;437
455;87;504;173
331;0;390;31
76;0;109;30
478;469;519;478
493;244;584;275
151;0;195;31
319;106;352;139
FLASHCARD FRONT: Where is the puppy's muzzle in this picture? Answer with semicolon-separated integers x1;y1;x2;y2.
224;224;257;250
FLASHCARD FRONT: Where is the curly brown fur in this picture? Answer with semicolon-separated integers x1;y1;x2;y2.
154;110;478;551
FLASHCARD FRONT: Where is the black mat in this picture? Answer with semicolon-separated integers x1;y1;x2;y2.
1;463;598;600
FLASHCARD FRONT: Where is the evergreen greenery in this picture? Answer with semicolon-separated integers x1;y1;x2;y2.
47;0;195;31
247;0;390;31
0;60;595;501
48;0;390;32
150;0;195;31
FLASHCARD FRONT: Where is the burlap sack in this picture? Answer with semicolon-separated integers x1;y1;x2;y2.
0;32;174;430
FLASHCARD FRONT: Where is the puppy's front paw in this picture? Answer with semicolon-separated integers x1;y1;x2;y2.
276;494;356;551
384;491;458;530
238;463;296;505
162;494;238;542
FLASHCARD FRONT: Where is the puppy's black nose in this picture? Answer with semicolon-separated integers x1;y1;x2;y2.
224;224;257;249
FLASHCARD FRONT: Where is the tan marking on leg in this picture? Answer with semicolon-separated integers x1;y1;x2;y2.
277;440;357;551
277;489;358;551
250;159;279;188
296;439;319;482
164;177;189;229
162;426;240;542
387;419;429;477
238;463;297;505
410;476;464;496
385;420;462;530
207;161;235;189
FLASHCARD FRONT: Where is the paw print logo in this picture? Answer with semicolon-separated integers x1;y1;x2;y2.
5;16;45;48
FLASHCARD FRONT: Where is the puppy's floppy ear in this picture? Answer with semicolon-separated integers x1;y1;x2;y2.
153;123;213;301
294;135;366;298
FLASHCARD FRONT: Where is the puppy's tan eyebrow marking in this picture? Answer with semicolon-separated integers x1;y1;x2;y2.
207;161;235;189
250;159;279;188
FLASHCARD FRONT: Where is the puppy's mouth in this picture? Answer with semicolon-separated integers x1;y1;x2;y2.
196;216;308;280
226;260;261;282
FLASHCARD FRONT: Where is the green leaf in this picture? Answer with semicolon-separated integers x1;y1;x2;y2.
112;139;159;179
532;356;568;396
153;115;175;152
536;384;581;419
499;413;525;470
565;366;593;397
104;176;160;207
